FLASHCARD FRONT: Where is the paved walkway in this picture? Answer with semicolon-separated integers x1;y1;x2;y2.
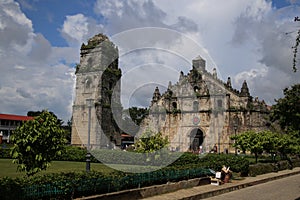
142;167;300;200
207;174;300;200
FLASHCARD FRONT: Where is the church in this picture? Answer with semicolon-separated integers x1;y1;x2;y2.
71;33;270;153
140;56;270;153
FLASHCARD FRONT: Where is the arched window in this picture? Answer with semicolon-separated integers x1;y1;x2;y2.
172;102;177;109
194;86;199;92
84;76;92;91
109;81;113;90
217;99;222;108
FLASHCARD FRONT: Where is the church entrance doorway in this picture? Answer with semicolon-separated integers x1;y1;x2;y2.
190;128;204;152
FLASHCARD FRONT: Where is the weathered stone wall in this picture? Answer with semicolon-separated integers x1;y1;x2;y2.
71;34;121;148
72;72;103;147
141;56;270;153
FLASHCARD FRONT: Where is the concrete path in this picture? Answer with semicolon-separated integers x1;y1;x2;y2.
142;167;300;200
207;173;300;200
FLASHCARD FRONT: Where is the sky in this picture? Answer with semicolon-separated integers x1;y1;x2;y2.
0;0;299;123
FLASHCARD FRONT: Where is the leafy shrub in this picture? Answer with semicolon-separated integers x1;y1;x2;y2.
248;163;276;177
0;167;213;199
0;148;12;158
199;154;249;175
90;149;182;166
249;157;300;177
170;153;249;176
0;177;24;200
291;157;300;167
55;145;87;162
170;152;200;166
275;160;292;171
91;149;143;165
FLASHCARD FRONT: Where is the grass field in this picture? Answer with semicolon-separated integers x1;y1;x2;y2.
0;159;162;178
0;159;116;178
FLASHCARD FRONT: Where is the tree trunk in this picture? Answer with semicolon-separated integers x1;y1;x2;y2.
255;153;258;163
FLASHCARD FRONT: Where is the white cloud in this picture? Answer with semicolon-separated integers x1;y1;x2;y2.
231;4;300;101
94;0;124;17
0;1;75;123
2;0;32;28
61;14;89;46
93;0;167;34
0;0;33;50
14;65;26;70
127;0;299;105
60;14;104;48
28;33;52;62
91;0;293;105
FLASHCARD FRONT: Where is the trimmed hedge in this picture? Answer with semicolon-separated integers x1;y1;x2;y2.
276;160;292;171
199;154;249;175
248;163;277;177
248;159;298;177
0;167;213;200
90;149;183;166
55;145;87;162
170;153;250;176
88;151;250;175
291;159;300;168
0;177;24;200
0;148;11;158
0;171;110;200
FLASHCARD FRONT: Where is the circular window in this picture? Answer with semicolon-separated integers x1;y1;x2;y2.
193;116;200;125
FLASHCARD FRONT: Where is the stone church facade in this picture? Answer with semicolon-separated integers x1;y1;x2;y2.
141;56;270;153
71;33;270;152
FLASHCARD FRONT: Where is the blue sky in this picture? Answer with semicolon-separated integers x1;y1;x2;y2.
272;0;294;8
17;0;98;47
1;0;299;123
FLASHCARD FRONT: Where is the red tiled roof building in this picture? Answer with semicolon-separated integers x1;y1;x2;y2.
0;113;33;143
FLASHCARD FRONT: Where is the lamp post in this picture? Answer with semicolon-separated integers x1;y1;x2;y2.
86;98;94;172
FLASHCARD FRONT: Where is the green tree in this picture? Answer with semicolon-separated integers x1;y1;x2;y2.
123;107;149;126
121;107;149;136
61;119;72;144
232;130;299;163
231;131;265;163
270;84;300;132
277;131;300;158
135;129;169;153
27;110;64;125
260;131;279;160
11;111;66;176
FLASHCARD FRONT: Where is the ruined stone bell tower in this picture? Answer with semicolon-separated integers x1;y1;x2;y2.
71;34;122;148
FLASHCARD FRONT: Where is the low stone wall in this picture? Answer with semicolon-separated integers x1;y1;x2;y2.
77;177;211;200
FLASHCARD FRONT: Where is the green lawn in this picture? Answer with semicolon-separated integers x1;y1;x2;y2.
0;159;161;178
0;159;116;178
